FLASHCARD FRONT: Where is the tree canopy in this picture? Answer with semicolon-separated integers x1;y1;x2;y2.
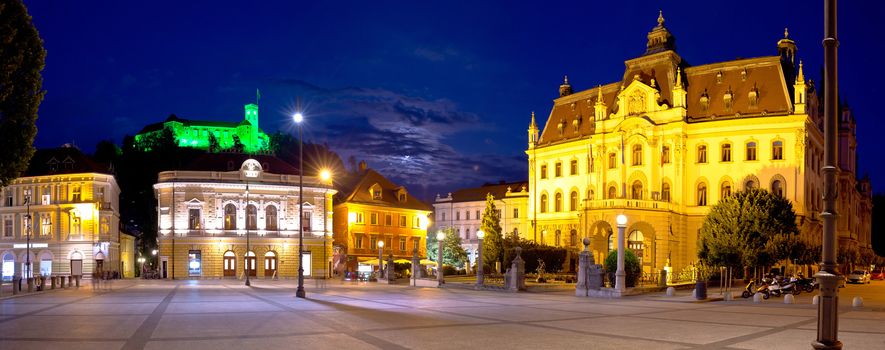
426;227;468;267
0;0;45;186
480;193;505;266
698;188;799;269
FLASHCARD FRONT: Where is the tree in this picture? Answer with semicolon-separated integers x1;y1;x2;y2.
480;193;504;269
0;0;46;186
604;250;642;287
93;140;121;164
207;133;220;153
698;188;799;272
426;227;468;267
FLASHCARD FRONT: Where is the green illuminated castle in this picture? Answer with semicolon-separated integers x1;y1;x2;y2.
134;103;270;153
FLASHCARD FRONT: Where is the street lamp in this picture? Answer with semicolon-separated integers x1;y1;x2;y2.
476;229;485;286
320;169;331;279
436;231;445;286
377;240;385;278
24;189;32;279
615;214;627;292
294;111;306;298
245;186;251;287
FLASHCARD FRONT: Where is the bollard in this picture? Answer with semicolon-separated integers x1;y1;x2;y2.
783;294;795;304
75;275;80;288
813;295;820;305
66;276;72;288
723;291;734;301
666;287;675;297
40;276;47;291
12;277;19;295
691;289;696;298
852;297;864;308
52;276;57;289
753;293;763;303
27;277;34;293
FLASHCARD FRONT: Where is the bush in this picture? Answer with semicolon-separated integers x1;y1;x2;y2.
503;244;569;274
604;250;642;287
441;265;458;276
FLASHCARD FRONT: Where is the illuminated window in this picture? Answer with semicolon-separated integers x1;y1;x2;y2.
632;144;642;166
554;192;563;212
721;143;732;162
355;212;364;224
72;185;81;202
189;209;201;230
608;153;617;169
772;141;784;160
245;205;258;230
41;215;51;236
570;159;578;175
555;162;562;177
265;206;277;230
662;146;671;164
661;183;671;202
540;165;547;179
746;142;757;161
632;181;643;200
570;191;578;211
697;145;707;163
697;183;708;206
721;182;732;198
224;204;236;230
540;194;548;213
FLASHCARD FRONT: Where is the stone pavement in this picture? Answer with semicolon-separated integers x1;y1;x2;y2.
1;279;884;349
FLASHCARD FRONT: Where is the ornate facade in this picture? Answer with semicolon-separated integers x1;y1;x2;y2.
526;14;872;275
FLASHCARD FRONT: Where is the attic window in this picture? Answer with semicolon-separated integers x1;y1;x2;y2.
63;157;75;170
399;193;406;202
741;69;748;82
748;84;759;108
716;71;723;84
572;116;581;131
557;120;564;136
723;87;734;111
700;89;710;111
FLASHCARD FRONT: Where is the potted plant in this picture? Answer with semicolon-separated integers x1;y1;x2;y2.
695;263;712;300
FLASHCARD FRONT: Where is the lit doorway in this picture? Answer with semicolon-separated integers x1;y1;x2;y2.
244;251;257;277
223;251;236;277
264;251;277;278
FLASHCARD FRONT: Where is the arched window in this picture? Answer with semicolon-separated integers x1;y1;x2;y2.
554;192;563;212
721;182;732;199
772;179;784;197
569;191;578;211
697;145;707;163
721;143;732;162
746;142;757;161
607;232;614;252
745;179;757;190
631;180;643;200
587;189;595;201
570;229;578;247
632;144;642;166
608;186;617;199
246;204;257;230
772;141;784;160
540;194;548;213
555;162;562;177
628;231;645;265
661;183;671;202
608;153;617;169
661;146;671;164
224;204;237;230
555;230;561;246
265;205;278;230
697;183;708;206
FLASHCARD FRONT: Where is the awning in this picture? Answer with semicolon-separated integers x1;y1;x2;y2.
420;259;437;266
394;259;412;264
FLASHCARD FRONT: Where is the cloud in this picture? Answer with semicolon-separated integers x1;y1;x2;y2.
269;79;526;199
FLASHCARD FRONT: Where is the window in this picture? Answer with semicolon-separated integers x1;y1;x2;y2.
608;186;617;199
224;204;237;230
661;183;671;202
662;146;671;164
721;143;732;162
355;212;364;224
555;230;561;246
746;142;757;161
540;165;548;179
413;239;421;251
413;216;420;228
441;212;446;221
772;179;784;197
476;210;480;219
399;238;406;251
721;182;732;198
745;179;757;190
370;237;376;249
555;162;562;177
245;205;257;230
588;156;595;173
71;216;81;235
41;215;51;236
385;214;392;226
369;213;378;225
465;228;471;240
4;192;11;207
570;159;578;175
3;219;11;237
772;141;784;160
569;191;578;211
372;188;382;200
513;208;519;218
587;189;595;200
188;209;201;230
302;211;311;233
455;211;460;220
697;183;708;206
697;145;707;163
540;194;548;213
465;211;470;220
356;236;363;249
72;185;81;202
608;153;617;169
632;144;642;166
266;206;278;230
631;181;643;200
399;215;407;227
399;193;406;202
554;192;563;212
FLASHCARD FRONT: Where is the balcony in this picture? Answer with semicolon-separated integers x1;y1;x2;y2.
178;229;286;238
584;198;671;211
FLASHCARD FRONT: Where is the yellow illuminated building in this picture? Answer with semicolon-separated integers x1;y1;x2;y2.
526;14;872;274
332;161;432;273
1;146;124;279
153;155;334;279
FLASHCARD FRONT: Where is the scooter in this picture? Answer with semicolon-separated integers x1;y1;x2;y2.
795;274;818;292
741;280;757;298
769;277;800;297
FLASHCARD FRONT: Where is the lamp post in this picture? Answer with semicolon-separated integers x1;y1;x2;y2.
245;186;251;287
24;189;32;279
320;170;331;279
476;229;485;286
377;240;385;278
615;214;627;292
436;231;445;286
814;0;842;348
293;111;306;298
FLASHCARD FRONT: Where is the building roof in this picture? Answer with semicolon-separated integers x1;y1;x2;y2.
336;165;432;212
440;181;529;204
24;146;112;177
182;153;300;175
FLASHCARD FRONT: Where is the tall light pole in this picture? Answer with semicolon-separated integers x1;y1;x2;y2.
476;229;485;286
615;214;627;292
294;111;306;298
245;185;251;287
814;0;842;348
320;169;331;279
436;231;445;286
377;240;384;278
24;189;32;279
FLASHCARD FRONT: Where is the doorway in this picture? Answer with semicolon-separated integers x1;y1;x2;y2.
70;251;83;277
223;251;236;277
264;251;277;278
245;251;257;277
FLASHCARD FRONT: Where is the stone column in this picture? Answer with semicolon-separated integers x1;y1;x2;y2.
411;249;419;286
27;277;34;293
615;219;626;293
508;247;525;292
576;238;594;296
385;254;395;284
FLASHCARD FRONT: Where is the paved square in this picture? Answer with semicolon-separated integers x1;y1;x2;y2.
1;279;884;349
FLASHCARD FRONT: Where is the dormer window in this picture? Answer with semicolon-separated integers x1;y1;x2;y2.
370;184;383;200
700;89;710;111
63;157;74;170
573;116;581;131
723;87;734;111
748;84;759;108
716;71;723;84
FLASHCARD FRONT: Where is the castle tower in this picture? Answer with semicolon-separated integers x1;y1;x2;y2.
244;103;259;128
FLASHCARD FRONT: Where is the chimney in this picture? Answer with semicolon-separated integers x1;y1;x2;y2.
358;160;368;173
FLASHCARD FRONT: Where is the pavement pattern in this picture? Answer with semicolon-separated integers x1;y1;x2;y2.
1;279;884;349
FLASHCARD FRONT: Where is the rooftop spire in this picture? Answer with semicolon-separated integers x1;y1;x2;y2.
645;10;676;55
784;27;789;38
657;10;665;27
796;60;805;83
597;85;603;102
559;75;573;97
675;67;683;87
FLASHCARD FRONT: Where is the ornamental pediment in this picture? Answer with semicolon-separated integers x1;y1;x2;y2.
618;78;662;116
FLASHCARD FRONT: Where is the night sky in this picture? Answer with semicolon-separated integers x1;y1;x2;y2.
25;1;885;201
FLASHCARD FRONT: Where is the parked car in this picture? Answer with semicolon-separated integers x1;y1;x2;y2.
846;270;871;284
871;268;885;281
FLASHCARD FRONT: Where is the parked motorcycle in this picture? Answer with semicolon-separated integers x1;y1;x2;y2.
769;276;800;297
795;275;818;293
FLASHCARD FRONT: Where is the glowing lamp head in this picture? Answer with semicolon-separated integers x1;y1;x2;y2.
436;231;446;241
419;216;429;230
476;230;485;239
378;240;384;248
616;214;628;227
151;249;158;256
320;169;331;181
293;112;304;123
348;212;357;223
